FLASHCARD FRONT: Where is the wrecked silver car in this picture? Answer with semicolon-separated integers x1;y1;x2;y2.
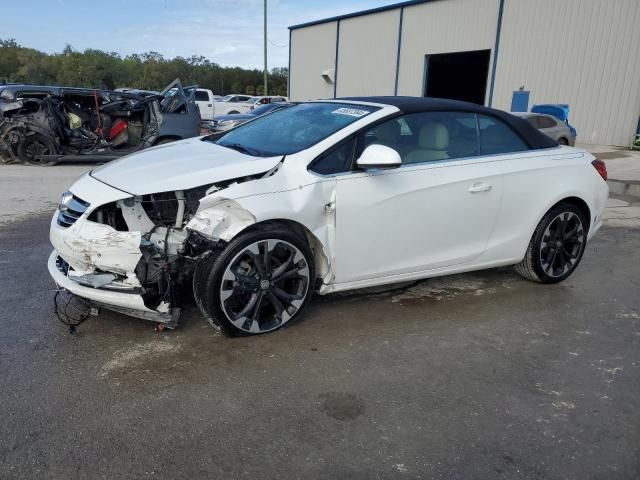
0;79;200;165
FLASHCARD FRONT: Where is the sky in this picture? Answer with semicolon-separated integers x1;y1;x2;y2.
0;0;396;70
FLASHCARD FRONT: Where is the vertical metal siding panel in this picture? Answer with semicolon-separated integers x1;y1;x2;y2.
336;10;401;97
612;1;640;146
289;22;337;101
493;0;640;146
600;3;622;145
591;1;615;143
396;0;499;96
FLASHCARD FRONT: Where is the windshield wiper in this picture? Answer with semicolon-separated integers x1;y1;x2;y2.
220;142;259;156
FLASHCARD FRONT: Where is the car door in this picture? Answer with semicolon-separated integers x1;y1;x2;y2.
330;111;507;284
157;79;201;138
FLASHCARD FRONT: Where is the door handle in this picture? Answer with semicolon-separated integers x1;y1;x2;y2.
468;182;492;193
207;103;213;107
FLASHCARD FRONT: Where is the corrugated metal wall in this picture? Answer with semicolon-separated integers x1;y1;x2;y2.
289;0;640;145
493;0;640;146
289;22;338;100
336;10;401;97
397;0;499;96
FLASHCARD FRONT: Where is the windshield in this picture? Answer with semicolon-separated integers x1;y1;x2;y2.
211;102;378;157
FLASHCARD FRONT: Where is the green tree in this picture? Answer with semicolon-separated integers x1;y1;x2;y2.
0;39;289;95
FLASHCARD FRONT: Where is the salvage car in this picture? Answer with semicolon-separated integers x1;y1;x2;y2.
208;102;294;133
0;79;200;165
48;97;609;336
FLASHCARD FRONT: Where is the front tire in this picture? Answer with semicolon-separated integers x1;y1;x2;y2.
515;203;588;283
194;226;316;336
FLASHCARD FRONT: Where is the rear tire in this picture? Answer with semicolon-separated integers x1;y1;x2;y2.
558;137;569;146
193;226;316;336
515;203;588;283
18;133;58;166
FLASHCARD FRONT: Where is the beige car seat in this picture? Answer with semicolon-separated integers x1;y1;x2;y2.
405;122;449;164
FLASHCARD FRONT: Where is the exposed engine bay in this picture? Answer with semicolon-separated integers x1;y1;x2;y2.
88;185;214;314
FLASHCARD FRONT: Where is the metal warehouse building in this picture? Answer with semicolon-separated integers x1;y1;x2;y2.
288;0;640;146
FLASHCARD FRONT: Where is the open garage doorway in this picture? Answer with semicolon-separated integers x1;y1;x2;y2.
423;50;491;105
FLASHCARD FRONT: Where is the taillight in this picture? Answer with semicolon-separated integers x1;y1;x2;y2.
591;159;608;181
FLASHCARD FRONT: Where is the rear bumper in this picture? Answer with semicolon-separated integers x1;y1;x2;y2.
588;215;603;241
588;176;609;241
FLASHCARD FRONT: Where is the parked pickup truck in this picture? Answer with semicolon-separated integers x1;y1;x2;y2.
194;88;216;120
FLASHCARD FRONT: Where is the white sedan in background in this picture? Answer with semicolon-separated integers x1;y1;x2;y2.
49;97;609;335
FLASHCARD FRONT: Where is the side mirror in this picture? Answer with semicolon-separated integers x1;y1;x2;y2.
356;144;402;170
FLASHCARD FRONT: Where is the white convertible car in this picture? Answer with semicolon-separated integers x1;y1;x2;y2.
49;97;609;335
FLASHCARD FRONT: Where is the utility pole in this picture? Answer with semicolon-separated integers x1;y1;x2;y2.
263;0;268;95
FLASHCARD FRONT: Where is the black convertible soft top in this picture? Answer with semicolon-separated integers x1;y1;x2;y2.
339;96;559;150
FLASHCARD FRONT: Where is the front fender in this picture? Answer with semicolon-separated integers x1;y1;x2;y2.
185;198;256;242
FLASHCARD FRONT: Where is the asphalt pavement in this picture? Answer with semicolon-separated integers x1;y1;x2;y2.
1;160;639;479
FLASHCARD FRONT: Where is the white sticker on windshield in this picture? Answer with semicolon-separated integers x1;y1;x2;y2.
331;107;370;118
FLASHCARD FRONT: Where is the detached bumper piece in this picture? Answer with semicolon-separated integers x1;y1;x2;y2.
49;251;180;329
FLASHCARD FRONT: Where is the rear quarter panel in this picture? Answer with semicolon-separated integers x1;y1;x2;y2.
481;147;608;264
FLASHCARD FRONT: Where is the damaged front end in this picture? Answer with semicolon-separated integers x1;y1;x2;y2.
48;169;269;329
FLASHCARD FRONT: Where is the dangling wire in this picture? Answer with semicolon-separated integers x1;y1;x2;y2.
53;289;93;334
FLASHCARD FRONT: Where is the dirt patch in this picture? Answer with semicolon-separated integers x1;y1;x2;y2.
391;274;501;303
99;339;182;378
318;391;365;421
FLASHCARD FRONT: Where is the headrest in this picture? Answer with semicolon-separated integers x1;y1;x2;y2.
374;120;400;144
418;122;449;150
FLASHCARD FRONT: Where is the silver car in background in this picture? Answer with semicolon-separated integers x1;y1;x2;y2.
511;112;576;146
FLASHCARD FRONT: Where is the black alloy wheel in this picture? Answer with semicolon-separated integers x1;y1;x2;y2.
516;203;588;283
539;211;585;278
194;226;315;336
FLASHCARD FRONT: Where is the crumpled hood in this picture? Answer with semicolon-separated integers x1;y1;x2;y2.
90;137;282;195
